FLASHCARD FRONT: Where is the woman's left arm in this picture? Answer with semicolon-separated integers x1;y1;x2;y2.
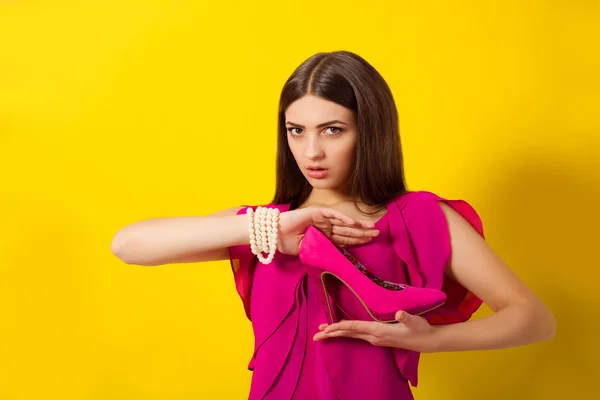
422;202;556;352
314;202;556;353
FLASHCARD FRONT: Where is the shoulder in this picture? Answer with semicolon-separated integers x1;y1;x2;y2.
395;190;444;211
396;190;484;235
400;191;460;217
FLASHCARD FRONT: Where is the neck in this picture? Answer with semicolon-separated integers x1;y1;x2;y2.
303;188;352;208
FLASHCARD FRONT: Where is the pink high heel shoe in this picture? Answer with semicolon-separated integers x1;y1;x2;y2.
299;225;447;324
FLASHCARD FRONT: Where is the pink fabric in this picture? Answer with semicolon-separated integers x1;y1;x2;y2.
228;191;485;399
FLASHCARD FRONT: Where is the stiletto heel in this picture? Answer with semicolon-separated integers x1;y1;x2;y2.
300;226;447;323
307;266;340;324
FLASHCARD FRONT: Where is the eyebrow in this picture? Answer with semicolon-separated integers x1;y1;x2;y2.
285;120;348;129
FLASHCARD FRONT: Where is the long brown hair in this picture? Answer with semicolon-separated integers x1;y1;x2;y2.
272;51;408;215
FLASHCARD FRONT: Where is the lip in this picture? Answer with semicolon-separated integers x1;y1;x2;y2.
306;166;328;179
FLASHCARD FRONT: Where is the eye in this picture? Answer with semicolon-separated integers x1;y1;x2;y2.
325;126;343;135
287;127;303;136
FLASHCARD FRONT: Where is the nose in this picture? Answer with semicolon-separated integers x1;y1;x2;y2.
304;135;325;161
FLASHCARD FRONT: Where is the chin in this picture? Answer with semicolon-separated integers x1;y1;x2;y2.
306;177;337;189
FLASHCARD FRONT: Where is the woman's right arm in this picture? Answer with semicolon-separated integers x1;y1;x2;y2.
110;207;248;266
110;205;380;266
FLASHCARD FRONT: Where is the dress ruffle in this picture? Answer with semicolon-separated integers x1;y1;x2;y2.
229;204;310;399
388;191;485;386
248;274;308;399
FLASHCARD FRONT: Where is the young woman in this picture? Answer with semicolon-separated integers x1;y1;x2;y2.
111;51;556;400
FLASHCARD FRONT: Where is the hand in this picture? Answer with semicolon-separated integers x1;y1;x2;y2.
312;310;438;353
276;206;380;256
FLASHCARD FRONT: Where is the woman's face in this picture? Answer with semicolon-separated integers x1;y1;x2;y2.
285;95;358;190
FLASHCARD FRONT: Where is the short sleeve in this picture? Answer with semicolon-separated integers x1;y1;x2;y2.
228;203;289;321
228;206;256;321
395;191;485;325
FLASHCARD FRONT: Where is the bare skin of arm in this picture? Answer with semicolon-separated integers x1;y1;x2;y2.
110;206;380;266
110;207;247;265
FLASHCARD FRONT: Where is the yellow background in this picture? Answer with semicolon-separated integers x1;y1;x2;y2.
1;1;598;399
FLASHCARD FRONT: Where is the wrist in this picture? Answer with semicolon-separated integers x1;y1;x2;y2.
277;210;292;234
421;325;443;353
247;206;280;264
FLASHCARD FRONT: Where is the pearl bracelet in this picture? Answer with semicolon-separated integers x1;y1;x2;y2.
247;206;280;264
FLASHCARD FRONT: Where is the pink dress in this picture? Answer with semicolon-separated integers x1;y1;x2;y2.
228;191;485;399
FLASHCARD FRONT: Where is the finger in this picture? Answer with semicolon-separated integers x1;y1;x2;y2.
314;330;376;343
330;234;374;246
356;219;378;228
331;225;380;238
323;320;379;335
320;209;375;229
395;310;411;323
329;218;347;226
320;208;355;225
330;218;375;229
331;235;363;246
